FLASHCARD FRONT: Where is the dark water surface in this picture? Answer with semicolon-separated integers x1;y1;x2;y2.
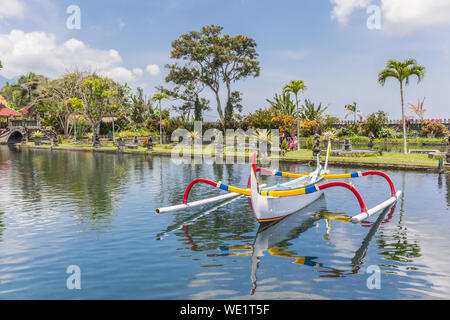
0;145;449;299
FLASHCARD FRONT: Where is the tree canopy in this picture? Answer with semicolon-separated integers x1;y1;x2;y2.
166;25;260;126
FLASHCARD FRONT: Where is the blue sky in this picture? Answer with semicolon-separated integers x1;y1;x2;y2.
1;0;449;121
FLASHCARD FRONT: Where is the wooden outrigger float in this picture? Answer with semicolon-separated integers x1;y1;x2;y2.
156;140;402;224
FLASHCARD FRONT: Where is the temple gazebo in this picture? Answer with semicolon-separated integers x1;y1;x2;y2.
0;95;53;144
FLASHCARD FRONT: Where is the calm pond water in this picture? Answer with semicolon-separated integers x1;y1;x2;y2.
0;145;449;299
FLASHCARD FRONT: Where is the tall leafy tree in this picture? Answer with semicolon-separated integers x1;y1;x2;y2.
378;59;425;154
39;72;85;137
166;25;260;126
224;90;243;122
129;87;152;126
161;81;210;122
80;74;117;140
283;80;306;150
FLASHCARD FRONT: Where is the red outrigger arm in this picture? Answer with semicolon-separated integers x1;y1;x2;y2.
317;182;367;213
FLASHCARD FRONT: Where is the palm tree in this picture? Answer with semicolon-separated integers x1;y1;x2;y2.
344;102;364;122
283;80;306;150
378;59;425;154
152;92;168;145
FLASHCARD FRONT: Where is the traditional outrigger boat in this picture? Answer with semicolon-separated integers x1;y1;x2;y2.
156;140;402;224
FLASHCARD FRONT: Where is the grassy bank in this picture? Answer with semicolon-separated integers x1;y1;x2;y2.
15;141;444;171
315;136;448;145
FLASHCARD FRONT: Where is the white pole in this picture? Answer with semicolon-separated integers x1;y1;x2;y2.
351;191;402;223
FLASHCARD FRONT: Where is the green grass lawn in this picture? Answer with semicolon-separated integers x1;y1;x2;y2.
282;149;438;166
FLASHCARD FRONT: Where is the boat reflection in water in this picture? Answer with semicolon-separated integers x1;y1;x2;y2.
213;197;396;295
158;191;397;296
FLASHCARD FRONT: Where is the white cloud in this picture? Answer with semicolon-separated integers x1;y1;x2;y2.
146;64;161;76
132;68;143;76
331;0;450;31
0;0;26;20
331;0;372;24
381;0;450;31
0;29;143;84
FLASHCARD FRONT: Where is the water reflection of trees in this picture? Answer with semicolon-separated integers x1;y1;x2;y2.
446;173;450;207
6;147;133;228
374;172;421;266
0;210;4;242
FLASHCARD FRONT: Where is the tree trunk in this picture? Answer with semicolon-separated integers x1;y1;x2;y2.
400;82;407;154
295;94;300;150
215;92;225;128
112;117;115;143
159;100;162;145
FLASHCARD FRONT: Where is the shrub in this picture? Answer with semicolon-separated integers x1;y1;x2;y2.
245;108;273;130
335;127;355;137
271;111;296;136
378;126;402;139
300;120;320;136
31;131;45;139
420;120;449;138
365;111;388;137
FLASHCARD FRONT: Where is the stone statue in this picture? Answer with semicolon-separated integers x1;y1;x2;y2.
93;133;100;148
312;133;321;156
446;134;450;164
368;132;374;149
147;136;153;150
343;139;352;151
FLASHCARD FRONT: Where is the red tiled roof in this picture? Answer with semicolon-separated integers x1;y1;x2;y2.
0;104;21;117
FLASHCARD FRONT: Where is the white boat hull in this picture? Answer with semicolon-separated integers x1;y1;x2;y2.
249;167;323;222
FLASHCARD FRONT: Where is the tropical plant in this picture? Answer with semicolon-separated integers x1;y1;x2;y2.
378;58;425;154
344;102;363;122
152;92;169;145
283;80;306;150
30;130;45;139
252;129;272;144
266;92;296;116
420;120;449;138
299;99;327;122
408;97;427;122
